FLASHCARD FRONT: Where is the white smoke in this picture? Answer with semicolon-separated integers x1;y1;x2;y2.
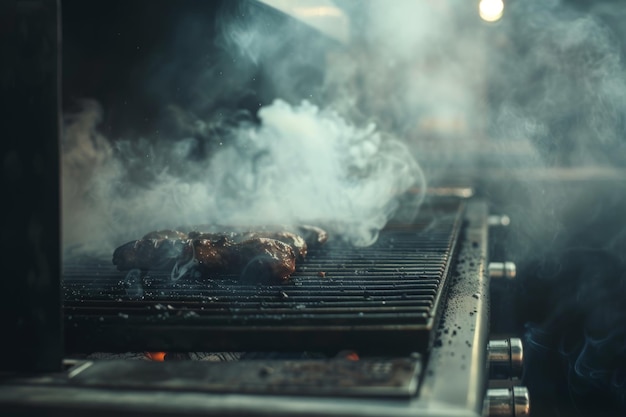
62;100;117;253
62;0;626;260
210;99;424;244
488;0;626;167
62;99;424;256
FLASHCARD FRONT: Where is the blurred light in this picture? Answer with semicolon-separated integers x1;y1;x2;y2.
293;6;343;18
479;0;504;23
257;0;350;44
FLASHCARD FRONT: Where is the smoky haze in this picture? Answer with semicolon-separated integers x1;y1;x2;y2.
62;0;430;257
62;98;423;255
62;0;626;256
61;0;626;413
489;0;626;167
481;1;626;415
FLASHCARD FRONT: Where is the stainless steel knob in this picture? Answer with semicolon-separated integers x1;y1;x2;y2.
488;215;511;227
488;338;524;379
486;386;530;417
488;262;516;280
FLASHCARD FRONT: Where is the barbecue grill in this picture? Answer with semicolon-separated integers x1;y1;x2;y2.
3;195;517;417
0;1;539;416
63;199;463;355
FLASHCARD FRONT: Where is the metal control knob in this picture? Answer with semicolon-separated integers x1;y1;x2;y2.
488;262;516;280
488;338;524;379
486;386;530;417
488;215;511;227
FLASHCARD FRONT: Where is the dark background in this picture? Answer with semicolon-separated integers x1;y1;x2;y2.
62;0;330;141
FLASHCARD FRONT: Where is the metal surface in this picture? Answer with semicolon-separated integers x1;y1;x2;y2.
485;387;530;417
509;339;523;379
488;262;516;280
0;0;63;372
418;199;492;416
63;201;464;354
488;338;524;379
487;215;510;227
0;200;492;417
65;357;421;398
512;386;530;416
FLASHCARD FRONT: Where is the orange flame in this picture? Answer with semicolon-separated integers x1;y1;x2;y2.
146;352;166;362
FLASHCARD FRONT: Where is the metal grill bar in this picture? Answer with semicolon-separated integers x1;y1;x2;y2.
63;200;465;354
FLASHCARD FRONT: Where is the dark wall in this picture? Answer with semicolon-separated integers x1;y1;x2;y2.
63;0;244;138
62;0;329;140
0;0;62;372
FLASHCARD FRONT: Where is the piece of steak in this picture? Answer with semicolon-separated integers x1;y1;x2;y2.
245;232;307;260
142;229;188;240
234;238;297;282
187;230;307;260
112;238;186;271
113;226;326;282
113;235;297;283
175;237;296;283
296;225;329;248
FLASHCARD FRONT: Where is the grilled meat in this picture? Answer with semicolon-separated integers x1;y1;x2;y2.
177;237;296;282
112;238;185;271
250;231;307;260
235;238;297;282
188;230;307;260
113;235;298;282
297;225;329;248
142;229;188;240
180;224;328;245
112;226;326;282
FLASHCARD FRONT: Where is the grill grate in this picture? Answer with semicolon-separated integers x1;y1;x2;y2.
63;200;465;354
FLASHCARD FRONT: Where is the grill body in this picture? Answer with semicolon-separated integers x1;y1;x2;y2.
0;199;491;417
64;200;464;355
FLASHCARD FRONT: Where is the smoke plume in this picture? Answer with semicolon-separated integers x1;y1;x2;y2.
62;98;423;256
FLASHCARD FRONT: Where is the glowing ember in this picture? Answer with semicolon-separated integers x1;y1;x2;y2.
145;352;166;362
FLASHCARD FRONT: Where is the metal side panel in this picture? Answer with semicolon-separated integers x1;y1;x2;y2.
417;199;491;416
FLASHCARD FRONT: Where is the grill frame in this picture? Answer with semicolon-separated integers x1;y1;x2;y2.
0;199;491;417
63;199;465;355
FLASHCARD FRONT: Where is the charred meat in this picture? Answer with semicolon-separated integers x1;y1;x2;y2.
297;225;329;248
142;229;188;240
112;238;186;271
177;237;296;282
112;227;321;282
188;230;307;260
